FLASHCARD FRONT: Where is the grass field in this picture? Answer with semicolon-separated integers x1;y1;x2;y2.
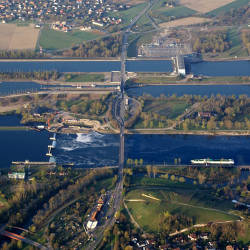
134;14;154;32
125;187;239;233
39;27;103;50
208;0;250;16
0;23;39;50
143;98;190;119
180;0;235;13
152;6;196;23
64;73;105;82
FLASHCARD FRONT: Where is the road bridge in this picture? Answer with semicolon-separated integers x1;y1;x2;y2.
86;1;154;249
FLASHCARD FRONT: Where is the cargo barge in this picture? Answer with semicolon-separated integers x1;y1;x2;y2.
191;158;234;165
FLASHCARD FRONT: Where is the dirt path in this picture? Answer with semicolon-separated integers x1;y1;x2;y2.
123;200;143;230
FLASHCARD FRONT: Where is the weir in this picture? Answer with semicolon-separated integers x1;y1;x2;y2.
175;55;186;75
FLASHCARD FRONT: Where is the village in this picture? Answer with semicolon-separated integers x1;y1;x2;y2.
0;0;127;29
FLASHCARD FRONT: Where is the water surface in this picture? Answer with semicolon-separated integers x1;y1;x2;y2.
0;130;49;168
127;84;250;97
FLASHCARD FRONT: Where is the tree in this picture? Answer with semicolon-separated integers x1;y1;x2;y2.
146;165;151;177
198;172;206;184
207;118;216;130
139;158;143;166
224;120;233;129
179;177;185;183
152;166;158;178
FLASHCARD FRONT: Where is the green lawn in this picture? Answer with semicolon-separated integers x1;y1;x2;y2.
143;99;190;119
39;28;102;50
208;0;249;16
64;73;105;82
125;187;239;233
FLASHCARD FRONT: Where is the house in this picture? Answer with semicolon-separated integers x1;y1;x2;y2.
198;112;212;118
188;234;198;241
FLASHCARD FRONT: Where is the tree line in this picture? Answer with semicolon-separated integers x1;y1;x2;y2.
0;71;60;81
62;34;122;58
0;50;43;59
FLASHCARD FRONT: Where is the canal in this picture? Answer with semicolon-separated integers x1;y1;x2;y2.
0;59;249;76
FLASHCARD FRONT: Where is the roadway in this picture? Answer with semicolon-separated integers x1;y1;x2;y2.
85;1;154;249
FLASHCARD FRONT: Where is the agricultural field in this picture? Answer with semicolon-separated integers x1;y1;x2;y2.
179;0;236;13
207;0;250;16
159;17;212;28
125;187;239;233
39;27;103;50
0;23;39;50
151;6;196;23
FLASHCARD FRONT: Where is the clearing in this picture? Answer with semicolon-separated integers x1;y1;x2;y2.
125;187;239;233
179;0;236;13
159;17;211;28
0;23;39;50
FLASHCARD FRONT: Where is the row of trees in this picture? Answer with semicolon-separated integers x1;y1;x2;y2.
62;34;122;58
0;71;60;81
0;50;42;59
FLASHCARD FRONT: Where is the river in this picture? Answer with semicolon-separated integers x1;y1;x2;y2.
0;130;49;168
1;129;249;168
1;81;250;97
0;60;249;76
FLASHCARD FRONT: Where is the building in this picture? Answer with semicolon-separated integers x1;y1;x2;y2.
8;172;25;179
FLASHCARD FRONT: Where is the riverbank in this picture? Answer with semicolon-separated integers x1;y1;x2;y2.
126;129;250;136
49;127;250;136
128;74;250;86
0;58;120;62
0;126;30;130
